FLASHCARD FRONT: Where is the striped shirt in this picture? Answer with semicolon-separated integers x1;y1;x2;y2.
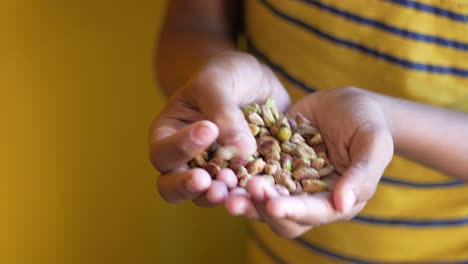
243;0;468;263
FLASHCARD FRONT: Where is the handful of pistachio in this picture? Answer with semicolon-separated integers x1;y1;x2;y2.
189;99;335;195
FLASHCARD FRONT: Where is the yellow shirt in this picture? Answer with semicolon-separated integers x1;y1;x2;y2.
244;0;468;263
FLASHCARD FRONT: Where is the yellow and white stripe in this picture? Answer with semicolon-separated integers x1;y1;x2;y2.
244;0;468;262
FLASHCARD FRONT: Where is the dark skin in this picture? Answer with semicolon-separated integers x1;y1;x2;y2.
151;0;468;238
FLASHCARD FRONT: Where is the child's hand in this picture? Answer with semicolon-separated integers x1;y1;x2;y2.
149;52;290;207
226;87;393;238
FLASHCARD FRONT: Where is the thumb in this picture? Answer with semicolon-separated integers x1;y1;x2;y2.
333;124;393;213
202;98;256;156
187;76;257;156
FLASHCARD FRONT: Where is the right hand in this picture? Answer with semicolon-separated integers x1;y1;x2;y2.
149;51;290;208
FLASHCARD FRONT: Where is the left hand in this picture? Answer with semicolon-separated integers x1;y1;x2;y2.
225;87;394;238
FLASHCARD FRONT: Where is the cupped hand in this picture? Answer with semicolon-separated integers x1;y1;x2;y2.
149;51;290;207
225;87;394;238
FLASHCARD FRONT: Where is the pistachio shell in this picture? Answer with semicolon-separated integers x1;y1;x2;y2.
247;112;265;127
277;127;292;142
301;179;329;193
293;167;320;181
249;124;261;136
246;158;266;175
318;165;335;177
296;143;317;160
242;103;260;116
280;141;297;154
273;169;296;192
296;113;311;126
215;146;238;160
311;157;325;170
308;133;323;145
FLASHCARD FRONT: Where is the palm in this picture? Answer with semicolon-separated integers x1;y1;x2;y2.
226;88;394;238
150;52;291;208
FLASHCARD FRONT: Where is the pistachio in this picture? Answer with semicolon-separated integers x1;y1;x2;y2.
297;124;318;139
281;154;293;171
296;143;317;160
274;169;296;192
293;167;320;181
189;98;336;196
312;143;327;158
249;124;261;136
264;151;281;162
279;116;290;129
215;146;238;160
261;105;276;127
258;137;281;157
269;126;279;137
281;141;297;155
246;158;266;175
259;127;270;136
288;118;297;131
257;135;279;146
204;162;221;178
296;113;311;126
301;179;329;193
229;156;249;171
264;160;280;175
243;103;260;116
290;133;305;144
265;98;280;120
307;133;323;145
209;157;228;168
248;112;265;127
292;158;311;170
194;151;208;167
318;165;335;177
311;157;325;170
265;98;275;108
236;166;248;179
277;127;292;142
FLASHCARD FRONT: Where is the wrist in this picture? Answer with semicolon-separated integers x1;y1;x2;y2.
365;91;400;152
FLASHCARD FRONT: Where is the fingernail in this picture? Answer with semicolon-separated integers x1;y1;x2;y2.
343;189;356;213
191;123;214;146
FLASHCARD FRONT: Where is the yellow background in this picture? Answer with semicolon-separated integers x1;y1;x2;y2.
0;0;245;263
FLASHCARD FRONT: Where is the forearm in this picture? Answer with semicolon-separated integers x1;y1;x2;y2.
156;0;241;97
373;92;468;180
157;32;236;96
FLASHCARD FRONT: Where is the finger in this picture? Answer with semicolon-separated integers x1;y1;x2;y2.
157;168;211;203
268;198;366;224
265;193;342;226
333;124;394;213
253;197;311;239
225;188;263;220
216;168;238;189
192;85;257;156
149;120;218;173
246;176;279;202
193;180;228;207
185;58;269;156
